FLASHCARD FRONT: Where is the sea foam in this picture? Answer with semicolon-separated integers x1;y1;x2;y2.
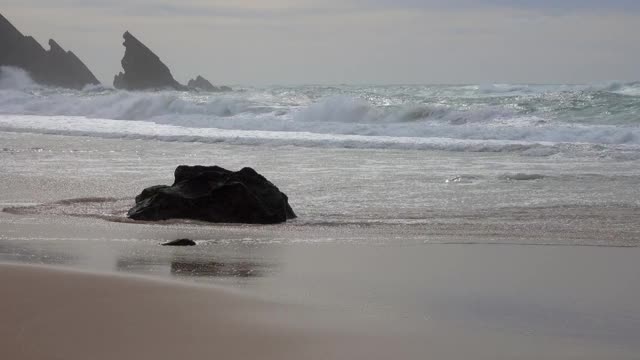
1;66;639;155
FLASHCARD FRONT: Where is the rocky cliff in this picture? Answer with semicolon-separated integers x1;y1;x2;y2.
0;13;100;89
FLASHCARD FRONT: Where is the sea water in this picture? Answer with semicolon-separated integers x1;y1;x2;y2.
1;65;639;246
1;66;639;157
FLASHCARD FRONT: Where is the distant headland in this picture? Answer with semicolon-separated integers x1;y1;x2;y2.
0;13;230;91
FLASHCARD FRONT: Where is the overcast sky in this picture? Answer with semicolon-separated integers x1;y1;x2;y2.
4;0;640;85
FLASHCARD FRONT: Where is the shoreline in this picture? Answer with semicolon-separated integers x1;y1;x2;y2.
1;131;640;359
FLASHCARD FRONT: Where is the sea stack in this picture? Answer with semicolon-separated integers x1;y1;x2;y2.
187;75;232;92
0;13;100;89
113;31;187;91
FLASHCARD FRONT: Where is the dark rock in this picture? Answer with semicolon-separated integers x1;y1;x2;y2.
501;173;545;181
128;165;296;224
187;75;231;92
113;31;187;91
45;39;100;89
162;239;197;246
0;13;100;89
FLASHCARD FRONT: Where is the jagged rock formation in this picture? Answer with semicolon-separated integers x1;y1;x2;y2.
187;75;231;92
113;31;187;91
0;13;100;89
128;165;296;224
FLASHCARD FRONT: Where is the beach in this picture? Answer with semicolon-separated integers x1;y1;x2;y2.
2;0;640;355
1;131;640;359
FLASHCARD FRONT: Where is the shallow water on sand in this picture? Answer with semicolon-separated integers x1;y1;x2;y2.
1;132;640;359
1;131;639;245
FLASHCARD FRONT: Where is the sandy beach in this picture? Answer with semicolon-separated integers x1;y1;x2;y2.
1;131;640;359
2;2;640;357
4;0;640;355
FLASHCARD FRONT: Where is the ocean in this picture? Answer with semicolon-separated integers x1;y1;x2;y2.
1;65;639;245
1;66;639;157
2;65;640;358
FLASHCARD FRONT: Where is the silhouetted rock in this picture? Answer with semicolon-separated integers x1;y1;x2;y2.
0;13;100;89
187;75;231;92
128;165;296;224
162;239;197;246
113;31;187;91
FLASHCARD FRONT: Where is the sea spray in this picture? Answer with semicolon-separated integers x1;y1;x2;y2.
0;66;39;90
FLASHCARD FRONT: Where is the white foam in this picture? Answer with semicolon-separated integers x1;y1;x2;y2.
0;66;39;90
2;115;639;157
614;82;640;97
0;114;546;152
5;87;635;147
1;67;639;154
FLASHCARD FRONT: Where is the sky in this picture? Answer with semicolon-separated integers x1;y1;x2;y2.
3;0;640;85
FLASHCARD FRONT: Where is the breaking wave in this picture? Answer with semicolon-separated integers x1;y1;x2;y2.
0;66;39;90
1;66;639;154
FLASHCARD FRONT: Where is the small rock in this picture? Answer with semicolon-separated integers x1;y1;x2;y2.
502;173;545;181
162;239;196;246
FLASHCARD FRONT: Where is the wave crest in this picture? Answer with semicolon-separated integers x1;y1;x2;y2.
295;95;516;125
1;80;640;153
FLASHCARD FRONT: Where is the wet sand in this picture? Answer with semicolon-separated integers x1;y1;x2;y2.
1;263;303;360
1;262;429;360
2;256;640;360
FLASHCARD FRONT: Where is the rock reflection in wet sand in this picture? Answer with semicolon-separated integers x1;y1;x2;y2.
0;239;274;281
